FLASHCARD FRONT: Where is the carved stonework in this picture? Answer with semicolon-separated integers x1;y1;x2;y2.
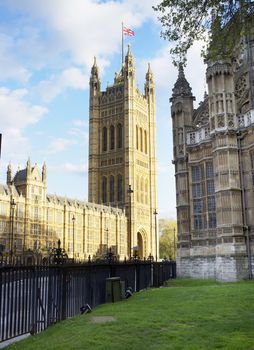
217;115;225;128
227;115;235;128
235;73;250;113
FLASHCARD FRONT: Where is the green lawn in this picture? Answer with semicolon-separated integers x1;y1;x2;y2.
7;279;254;350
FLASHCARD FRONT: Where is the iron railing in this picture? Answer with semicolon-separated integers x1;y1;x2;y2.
0;260;176;343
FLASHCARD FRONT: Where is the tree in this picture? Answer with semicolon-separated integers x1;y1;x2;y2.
153;0;254;66
159;219;177;260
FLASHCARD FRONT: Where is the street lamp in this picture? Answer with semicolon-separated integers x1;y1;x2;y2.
10;198;16;263
153;209;158;261
106;227;109;253
72;215;75;260
173;227;176;261
127;184;133;259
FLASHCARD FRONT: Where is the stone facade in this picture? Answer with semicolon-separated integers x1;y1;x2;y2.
172;38;254;281
89;46;158;259
0;160;127;259
0;48;158;260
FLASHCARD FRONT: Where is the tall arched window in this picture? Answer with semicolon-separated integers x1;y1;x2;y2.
136;176;139;202
140;128;143;152
110;175;115;203
144;130;147;154
145;179;148;204
102;127;107;152
117;124;123;148
136;125;139;150
110;125;115;150
102;177;107;203
117;174;123;202
140;177;144;203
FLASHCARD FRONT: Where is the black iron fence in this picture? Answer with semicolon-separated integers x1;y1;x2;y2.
0;260;176;343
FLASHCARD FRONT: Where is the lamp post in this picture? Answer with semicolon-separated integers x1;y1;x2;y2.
72;215;75;260
153;209;158;261
106;227;109;253
173;227;176;261
10;198;16;263
127;184;133;259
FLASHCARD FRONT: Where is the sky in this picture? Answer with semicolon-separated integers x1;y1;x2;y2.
0;0;206;219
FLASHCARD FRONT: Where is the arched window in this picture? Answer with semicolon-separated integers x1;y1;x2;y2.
140;128;143;152
144;130;147;154
136;176;139;202
136;125;139;150
102;177;107;203
102;127;107;152
140;177;144;203
117;174;123;202
117;124;123;148
110;175;115;203
110;125;115;150
145;179;148;204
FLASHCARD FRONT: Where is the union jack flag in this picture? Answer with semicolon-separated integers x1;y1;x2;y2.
123;27;134;36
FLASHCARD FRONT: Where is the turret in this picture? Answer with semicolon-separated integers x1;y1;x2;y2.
145;63;155;98
206;62;236;133
42;161;47;183
124;44;135;80
7;162;12;185
89;56;100;98
26;158;31;177
171;65;195;160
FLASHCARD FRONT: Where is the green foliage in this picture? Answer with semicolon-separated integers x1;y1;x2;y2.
153;0;254;66
159;219;177;260
8;280;254;350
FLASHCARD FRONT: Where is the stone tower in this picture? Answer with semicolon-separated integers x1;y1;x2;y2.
88;46;158;258
171;37;254;280
171;66;195;267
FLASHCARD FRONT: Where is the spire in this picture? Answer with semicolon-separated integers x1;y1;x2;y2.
171;64;193;99
90;56;99;78
7;161;12;185
146;63;154;83
27;157;31;175
145;62;155;98
125;44;134;68
90;56;100;94
42;161;47;183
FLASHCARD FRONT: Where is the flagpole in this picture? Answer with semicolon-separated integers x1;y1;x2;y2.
122;22;124;65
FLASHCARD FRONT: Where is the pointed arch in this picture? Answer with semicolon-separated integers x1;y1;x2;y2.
102;127;107;152
136;176;139;202
140;177;144;203
102;176;107;203
117;123;123;148
117;174;123;202
140;127;143;152
110;125;115;150
144;130;147;154
110;175;115;203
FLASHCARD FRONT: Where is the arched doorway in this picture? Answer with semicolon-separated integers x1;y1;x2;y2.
137;232;144;258
136;229;147;258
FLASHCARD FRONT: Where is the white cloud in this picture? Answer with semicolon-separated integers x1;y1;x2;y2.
45;138;77;154
137;40;206;107
37;67;89;102
0;33;31;83
0;86;47;159
3;0;158;69
72;119;87;128
59;162;88;175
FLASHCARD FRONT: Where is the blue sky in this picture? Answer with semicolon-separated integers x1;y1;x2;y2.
0;0;206;219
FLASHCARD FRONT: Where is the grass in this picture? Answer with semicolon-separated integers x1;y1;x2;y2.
7;279;254;350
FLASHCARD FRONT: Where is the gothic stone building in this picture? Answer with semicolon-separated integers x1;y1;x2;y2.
0;47;158;260
172;40;254;280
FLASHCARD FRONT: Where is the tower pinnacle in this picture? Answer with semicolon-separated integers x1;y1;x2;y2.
171;64;193;100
